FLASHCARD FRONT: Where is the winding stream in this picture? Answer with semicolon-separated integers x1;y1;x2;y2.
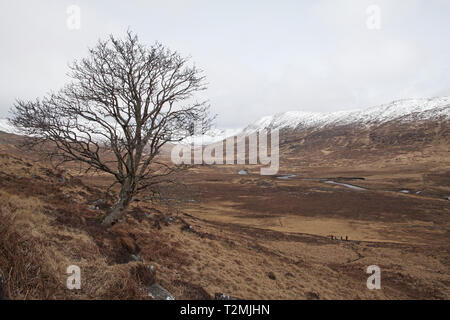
324;180;367;191
274;174;367;191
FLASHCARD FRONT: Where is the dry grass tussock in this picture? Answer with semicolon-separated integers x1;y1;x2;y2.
0;191;153;299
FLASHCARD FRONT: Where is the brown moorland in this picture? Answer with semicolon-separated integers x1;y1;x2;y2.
0;118;448;299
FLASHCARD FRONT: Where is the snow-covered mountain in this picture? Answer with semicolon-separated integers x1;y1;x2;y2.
181;97;450;144
0;118;19;134
242;97;450;133
181;127;243;145
1;97;449;143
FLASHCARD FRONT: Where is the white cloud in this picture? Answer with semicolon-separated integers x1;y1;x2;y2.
1;0;449;128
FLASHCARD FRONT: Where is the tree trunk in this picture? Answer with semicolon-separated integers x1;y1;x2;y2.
101;179;134;226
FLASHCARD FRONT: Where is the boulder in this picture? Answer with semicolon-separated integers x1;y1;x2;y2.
148;283;175;300
214;293;238;300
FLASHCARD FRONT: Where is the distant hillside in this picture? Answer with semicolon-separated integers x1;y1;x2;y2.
243;97;450;133
2;98;449;160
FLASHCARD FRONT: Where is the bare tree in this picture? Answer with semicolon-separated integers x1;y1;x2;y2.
10;31;212;226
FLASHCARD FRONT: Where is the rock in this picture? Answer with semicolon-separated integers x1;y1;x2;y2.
148;283;175;300
306;291;320;300
0;267;5;300
89;199;109;211
214;293;238;300
181;224;194;232
446;196;450;201
129;254;143;262
163;216;174;225
147;264;156;273
285;272;294;278
267;271;276;280
400;190;410;194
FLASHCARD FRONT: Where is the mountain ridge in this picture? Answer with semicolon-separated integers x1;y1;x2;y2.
1;97;449;144
243;97;450;134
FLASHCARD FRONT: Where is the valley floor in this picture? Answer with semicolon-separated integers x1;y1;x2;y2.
0;132;449;299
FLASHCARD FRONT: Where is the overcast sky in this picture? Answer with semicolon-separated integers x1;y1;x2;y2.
1;0;450;128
